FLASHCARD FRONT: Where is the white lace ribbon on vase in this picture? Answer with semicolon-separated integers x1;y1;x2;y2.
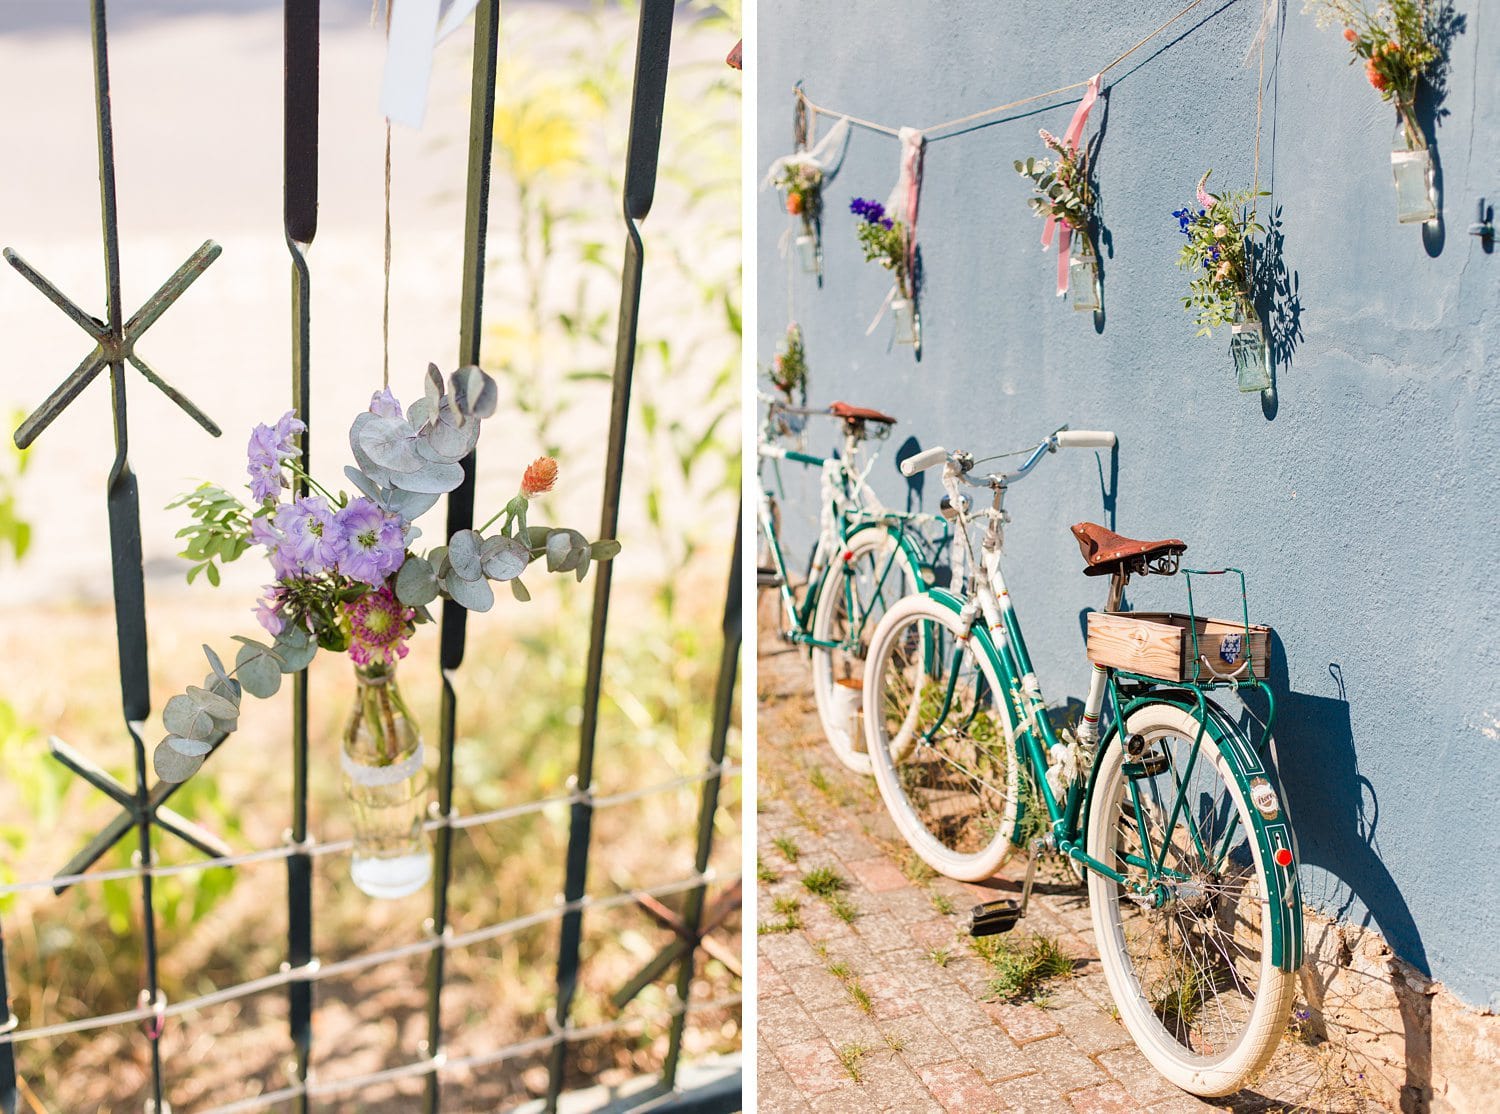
868;127;924;334
343;742;427;788
382;0;485;129
763;116;851;260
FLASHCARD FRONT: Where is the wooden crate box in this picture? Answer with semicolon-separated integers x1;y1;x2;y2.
1086;611;1271;683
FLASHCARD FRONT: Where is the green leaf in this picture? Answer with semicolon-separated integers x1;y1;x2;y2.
186;685;238;721
511;577;531;603
163;694;215;741
589;539;622;561
234;640;283;699
396;555;441;606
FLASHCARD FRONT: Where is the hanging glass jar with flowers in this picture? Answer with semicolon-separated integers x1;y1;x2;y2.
1309;0;1440;223
769;322;809;405
155;366;619;899
1174;173;1271;393
850;197;918;346
1016;130;1099;312
774;163;825;275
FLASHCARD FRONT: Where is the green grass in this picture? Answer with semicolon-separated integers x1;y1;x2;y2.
757;856;778;884
801;866;848;898
828;893;859;923
883;1030;905;1052
973;932;1075;1003
929;890;956;915
828;960;853;981
836;1042;868;1081
772;895;801;917
927;947;951;967
772;835;801;863
808;766;833;795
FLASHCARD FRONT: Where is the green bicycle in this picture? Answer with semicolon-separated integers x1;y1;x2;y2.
862;430;1300;1096
757;395;953;772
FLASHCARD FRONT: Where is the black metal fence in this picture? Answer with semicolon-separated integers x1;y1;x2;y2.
0;1;741;1109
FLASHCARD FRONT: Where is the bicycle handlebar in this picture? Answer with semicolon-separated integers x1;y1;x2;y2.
900;446;948;476
1055;429;1116;449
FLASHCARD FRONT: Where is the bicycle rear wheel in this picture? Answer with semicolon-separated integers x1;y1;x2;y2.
863;593;1020;880
1085;703;1295;1095
810;524;926;773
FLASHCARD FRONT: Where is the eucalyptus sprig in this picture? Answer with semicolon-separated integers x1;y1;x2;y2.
1173;173;1268;336
1015;129;1094;233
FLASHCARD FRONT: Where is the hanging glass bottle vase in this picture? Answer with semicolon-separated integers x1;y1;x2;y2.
1390;116;1435;225
891;284;920;348
1229;295;1271;393
794;226;822;276
341;663;432;898
1069;236;1100;313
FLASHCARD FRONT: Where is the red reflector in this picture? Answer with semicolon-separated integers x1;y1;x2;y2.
842;550;854;562
1273;848;1293;867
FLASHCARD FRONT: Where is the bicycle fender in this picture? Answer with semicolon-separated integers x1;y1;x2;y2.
1086;691;1302;973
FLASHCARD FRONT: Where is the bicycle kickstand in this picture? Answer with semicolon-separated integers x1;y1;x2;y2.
962;839;1043;938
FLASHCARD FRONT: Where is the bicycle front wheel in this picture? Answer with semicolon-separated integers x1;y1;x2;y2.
810;524;926;773
863;593;1020;880
1086;702;1295;1096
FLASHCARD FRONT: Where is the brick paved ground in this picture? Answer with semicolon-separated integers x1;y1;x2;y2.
755;607;1380;1113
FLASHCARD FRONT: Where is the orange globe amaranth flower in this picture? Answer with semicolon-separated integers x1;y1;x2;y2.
786;192;804;216
1343;27;1357;42
521;456;559;497
1366;59;1388;90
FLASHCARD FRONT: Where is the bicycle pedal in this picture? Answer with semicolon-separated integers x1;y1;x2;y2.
963;898;1023;937
756;566;783;588
1123;752;1169;778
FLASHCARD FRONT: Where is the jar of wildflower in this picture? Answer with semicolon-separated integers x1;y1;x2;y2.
340;587;432;899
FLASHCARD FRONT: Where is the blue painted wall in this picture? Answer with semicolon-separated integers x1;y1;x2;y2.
758;1;1498;1009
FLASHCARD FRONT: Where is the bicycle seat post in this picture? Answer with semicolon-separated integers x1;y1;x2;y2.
1106;568;1128;614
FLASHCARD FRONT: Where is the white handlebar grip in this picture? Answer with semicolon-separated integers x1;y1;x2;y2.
1056;430;1117;449
901;446;948;477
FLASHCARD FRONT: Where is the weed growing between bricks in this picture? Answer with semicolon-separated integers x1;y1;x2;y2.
971;931;1075;1004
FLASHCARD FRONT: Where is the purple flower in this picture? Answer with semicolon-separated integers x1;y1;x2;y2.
368;389;404;420
850;197;887;224
336;497;407;586
250;511;302;579
344;585;416;667
255;585;288;635
245;411;306;504
277;495;346;575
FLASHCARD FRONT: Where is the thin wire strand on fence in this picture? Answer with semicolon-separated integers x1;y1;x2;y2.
199;993;742;1114
0;870;739;1049
0;763;741;898
796;0;1219;140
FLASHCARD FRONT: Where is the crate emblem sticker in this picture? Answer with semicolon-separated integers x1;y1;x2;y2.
1249;777;1280;820
1219;632;1243;664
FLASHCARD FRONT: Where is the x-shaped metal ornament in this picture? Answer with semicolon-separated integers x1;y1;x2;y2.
613;878;743;1009
6;241;222;450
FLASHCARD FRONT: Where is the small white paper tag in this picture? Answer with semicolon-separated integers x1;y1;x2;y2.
381;0;442;129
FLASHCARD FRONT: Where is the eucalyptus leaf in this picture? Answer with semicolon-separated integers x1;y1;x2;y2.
359;417;424;473
166;734;214;758
187;685;239;721
511;577;530;602
396;555;441;606
480;534;529;581
415;403;478;462
272;627;318;673
447;529;482;579
154;742;206;783
204;672;242;705
450;366;496;419
202;645;231;686
525;525;551;548
442;569;494;612
344;465;384;502
424;362;445;412
574;552;590;582
163;694;216;740
235;641;283;699
382;486;441;520
349;413;394;487
546;531;571;572
407;396;434;431
589;539;622;561
389;459;464;494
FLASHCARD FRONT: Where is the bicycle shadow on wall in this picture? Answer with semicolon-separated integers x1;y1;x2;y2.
1241;645;1436;1110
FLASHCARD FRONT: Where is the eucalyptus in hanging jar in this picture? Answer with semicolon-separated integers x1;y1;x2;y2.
1069;237;1100;313
1390;119;1435;224
341;588;432;899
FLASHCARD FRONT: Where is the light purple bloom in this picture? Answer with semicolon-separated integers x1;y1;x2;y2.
369;389;404;420
245;411;306;504
255;585;287;635
277;495;346;574
336;497;407;586
251;511;302;579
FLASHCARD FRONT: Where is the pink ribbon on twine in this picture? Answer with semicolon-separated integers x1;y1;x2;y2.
1040;74;1101;297
885;127;926;296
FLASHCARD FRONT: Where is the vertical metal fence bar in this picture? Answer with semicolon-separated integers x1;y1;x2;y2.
662;512;741;1088
283;2;320;1107
86;1;167;1107
545;4;673;1107
424;4;499;1110
0;921;15;1114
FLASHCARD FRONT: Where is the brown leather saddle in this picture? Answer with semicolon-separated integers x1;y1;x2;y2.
828;401;897;425
1070;522;1186;578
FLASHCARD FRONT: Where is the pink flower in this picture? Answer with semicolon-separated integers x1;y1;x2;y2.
1196;173;1215;211
1213;223;1228;239
521;456;559;497
344;585;416;667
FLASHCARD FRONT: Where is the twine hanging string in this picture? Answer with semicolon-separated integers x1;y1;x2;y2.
795;0;1216;143
383;120;393;389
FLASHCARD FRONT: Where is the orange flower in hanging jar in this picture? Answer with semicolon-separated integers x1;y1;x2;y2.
786;191;804;216
1343;26;1357;42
